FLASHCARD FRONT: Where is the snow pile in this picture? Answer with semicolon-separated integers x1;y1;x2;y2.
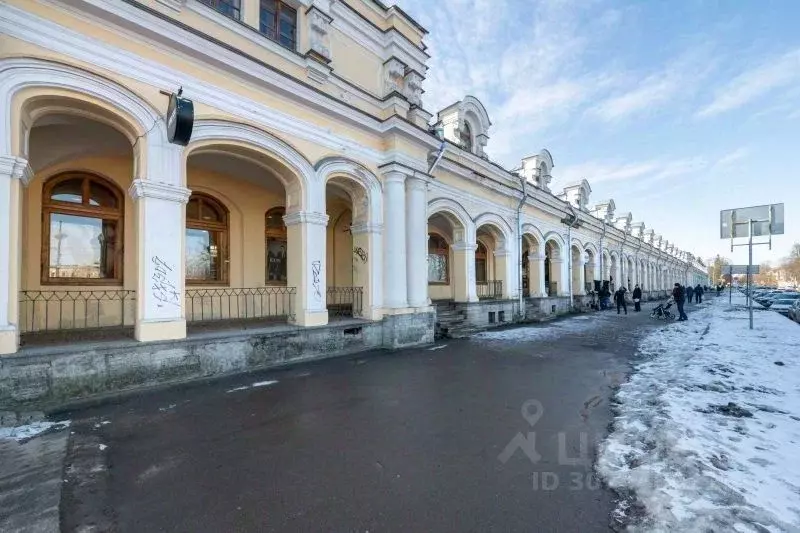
598;294;800;532
473;313;611;342
0;420;70;442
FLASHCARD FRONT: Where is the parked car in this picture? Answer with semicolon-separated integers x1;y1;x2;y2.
789;300;800;323
770;296;800;316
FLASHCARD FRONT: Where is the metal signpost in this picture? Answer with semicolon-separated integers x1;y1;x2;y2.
720;204;784;329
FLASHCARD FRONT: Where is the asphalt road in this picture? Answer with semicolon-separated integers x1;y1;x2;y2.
58;301;692;532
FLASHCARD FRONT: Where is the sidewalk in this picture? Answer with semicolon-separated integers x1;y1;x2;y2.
599;293;800;532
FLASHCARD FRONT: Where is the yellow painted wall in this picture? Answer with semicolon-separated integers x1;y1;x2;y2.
329;26;382;95
326;201;354;287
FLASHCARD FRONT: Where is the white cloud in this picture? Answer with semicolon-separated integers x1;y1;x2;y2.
696;49;800;118
592;74;681;121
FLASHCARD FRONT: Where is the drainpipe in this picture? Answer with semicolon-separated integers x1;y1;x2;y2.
516;174;528;319
564;204;580;310
599;221;607;288
428;134;447;175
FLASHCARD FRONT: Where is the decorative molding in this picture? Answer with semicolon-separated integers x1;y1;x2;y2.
383;57;406;97
307;6;332;62
0;155;34;186
403;70;423;107
283;211;329;227
350;222;383;235
128;178;191;203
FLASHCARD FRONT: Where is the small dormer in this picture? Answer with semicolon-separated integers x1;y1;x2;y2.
614;212;632;233
630;222;645;239
644;229;655;244
435;96;491;158
653;234;662;248
590;199;616;223
518;149;554;192
560;179;592;212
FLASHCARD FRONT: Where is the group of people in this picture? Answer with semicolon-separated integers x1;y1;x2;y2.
609;283;706;321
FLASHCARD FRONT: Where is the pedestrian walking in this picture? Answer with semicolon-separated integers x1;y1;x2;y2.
615;286;628;315
673;283;688;321
694;284;703;303
632;284;642;312
686;285;694;304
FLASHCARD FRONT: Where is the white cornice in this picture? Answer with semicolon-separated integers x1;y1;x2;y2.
283;211;330;226
128;178;191;203
0;155;33;186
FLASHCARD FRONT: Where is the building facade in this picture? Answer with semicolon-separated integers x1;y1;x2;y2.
0;0;706;404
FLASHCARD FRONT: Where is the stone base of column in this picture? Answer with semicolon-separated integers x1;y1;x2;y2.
135;319;186;342
290;310;329;327
0;326;19;355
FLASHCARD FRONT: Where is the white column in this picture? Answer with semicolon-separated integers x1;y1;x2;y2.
0;156;31;354
383;170;408;309
405;176;428;308
284;211;330;326
351;223;383;320
129;179;191;342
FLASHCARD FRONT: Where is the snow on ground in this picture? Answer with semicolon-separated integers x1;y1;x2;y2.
473;311;613;342
226;380;278;393
598;294;800;532
0;420;70;442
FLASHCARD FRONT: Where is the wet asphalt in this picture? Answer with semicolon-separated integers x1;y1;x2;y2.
59;301;696;532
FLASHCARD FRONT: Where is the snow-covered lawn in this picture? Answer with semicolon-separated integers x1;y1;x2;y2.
599;294;800;532
0;420;70;442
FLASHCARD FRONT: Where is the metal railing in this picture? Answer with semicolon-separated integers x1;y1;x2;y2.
477;280;503;300
19;290;136;335
327;286;363;318
185;287;295;324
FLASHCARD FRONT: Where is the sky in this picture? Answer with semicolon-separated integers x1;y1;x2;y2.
399;0;800;267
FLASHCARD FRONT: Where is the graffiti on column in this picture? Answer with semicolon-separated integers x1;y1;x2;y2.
353;247;368;263
311;260;322;301
151;256;180;308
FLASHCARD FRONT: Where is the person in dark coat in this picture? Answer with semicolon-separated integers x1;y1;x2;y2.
632;284;643;312
694;284;704;303
686;285;694;304
673;283;688;321
614;286;628;315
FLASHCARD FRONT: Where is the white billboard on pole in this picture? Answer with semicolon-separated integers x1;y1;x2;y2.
720;203;784;239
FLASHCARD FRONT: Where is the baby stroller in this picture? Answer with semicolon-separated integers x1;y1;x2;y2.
650;297;675;320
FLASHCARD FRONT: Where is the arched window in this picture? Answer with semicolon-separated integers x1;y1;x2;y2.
475;241;488;283
42;172;124;284
265;207;287;284
186;193;228;284
460;121;473;153
428;233;449;284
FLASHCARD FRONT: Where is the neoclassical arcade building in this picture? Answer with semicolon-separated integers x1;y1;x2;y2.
0;0;706;403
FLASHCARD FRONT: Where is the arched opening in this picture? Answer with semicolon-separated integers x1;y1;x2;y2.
626;256;635;290
610;253;619;291
545;239;563;297
19;99;139;342
460;121;473;153
583;247;596;294
184;141;300;325
325;176;361;318
522;233;543;297
427;212;460;301
475;223;509;300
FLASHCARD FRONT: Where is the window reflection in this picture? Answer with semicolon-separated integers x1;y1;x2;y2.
48;214;116;279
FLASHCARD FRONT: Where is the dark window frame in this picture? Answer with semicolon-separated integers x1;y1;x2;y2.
197;0;242;20
427;233;449;285
259;0;298;50
265;206;288;286
185;193;230;286
41;172;125;286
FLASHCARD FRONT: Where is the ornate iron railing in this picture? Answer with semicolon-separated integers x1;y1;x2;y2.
19;290;136;334
185;287;295;324
327;286;363;318
477;280;503;300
